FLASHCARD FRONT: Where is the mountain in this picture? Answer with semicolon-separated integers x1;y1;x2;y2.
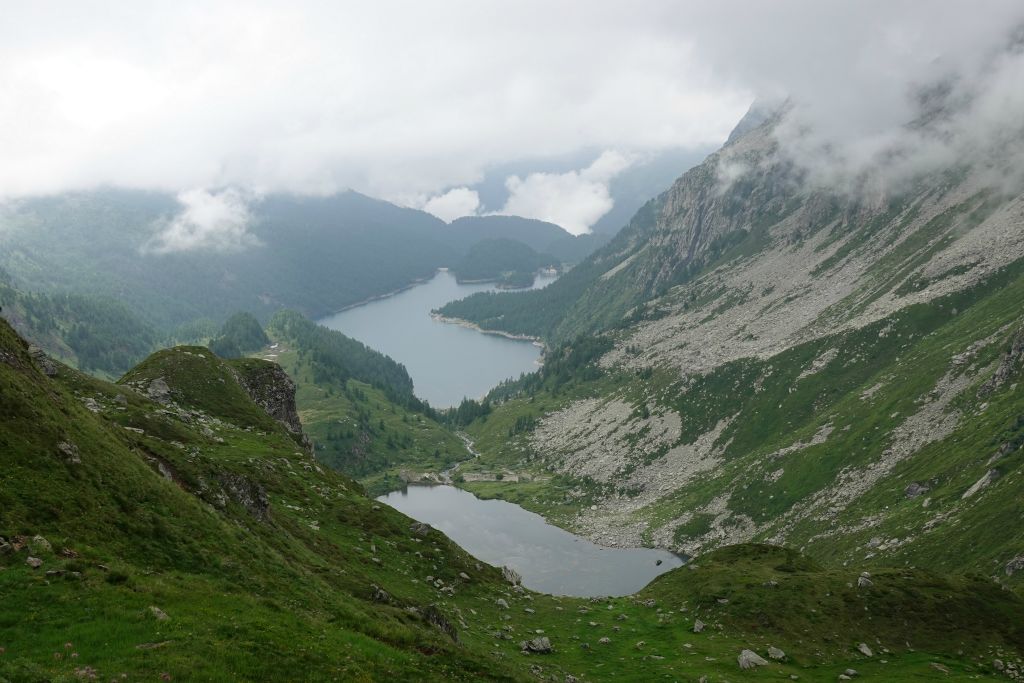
451;238;559;288
0;269;157;376
442;105;1024;589
0;191;602;337
2;318;1022;680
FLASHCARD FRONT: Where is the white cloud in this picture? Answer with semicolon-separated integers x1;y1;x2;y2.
496;151;636;234
420;187;481;222
1;1;1022;204
144;188;259;254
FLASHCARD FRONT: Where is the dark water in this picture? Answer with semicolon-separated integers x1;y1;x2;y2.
319;270;555;408
377;485;684;597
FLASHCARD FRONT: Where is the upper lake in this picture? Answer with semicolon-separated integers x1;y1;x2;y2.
319;269;555;407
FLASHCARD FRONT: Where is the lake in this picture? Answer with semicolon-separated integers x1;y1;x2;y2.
377;485;684;597
319;269;556;407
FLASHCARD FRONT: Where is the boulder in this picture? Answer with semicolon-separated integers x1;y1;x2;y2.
149;606;170;621
58;441;81;464
520;636;552;654
767;646;786;660
496;598;509;609
410;522;432;537
29;535;52;554
693;618;706;633
502;565;522;586
26;556;43;569
904;482;929;498
737;649;768;670
857;642;873;657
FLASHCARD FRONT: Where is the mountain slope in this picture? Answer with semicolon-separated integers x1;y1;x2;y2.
2;318;1022;681
448;109;1024;590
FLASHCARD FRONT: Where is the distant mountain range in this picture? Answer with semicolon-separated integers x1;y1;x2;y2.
0;189;599;335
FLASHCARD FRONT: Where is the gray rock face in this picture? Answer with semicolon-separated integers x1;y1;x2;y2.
978;327;1024;396
962;469;1000;499
904;482;930;498
520;637;553;654
58;441;81;464
233;361;303;434
502;565;522;586
28;345;58;376
218;473;271;521
409;521;432;537
147;377;172;403
737;649;768;670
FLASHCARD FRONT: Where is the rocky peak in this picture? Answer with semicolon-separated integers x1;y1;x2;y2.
232;359;304;435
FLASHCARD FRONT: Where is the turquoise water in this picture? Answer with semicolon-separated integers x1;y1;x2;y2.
319;270;555;407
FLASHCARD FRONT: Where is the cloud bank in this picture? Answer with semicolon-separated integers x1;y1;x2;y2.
2;1;1023;210
144;189;259;254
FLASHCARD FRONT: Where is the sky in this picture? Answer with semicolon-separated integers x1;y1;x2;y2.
2;1;1023;237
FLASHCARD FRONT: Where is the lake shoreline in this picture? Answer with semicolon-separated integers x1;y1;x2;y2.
430;312;546;352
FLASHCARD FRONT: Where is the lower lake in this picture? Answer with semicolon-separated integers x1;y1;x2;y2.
319;270;556;408
377;485;684;597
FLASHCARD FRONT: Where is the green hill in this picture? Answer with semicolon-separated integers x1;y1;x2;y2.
3;318;1021;680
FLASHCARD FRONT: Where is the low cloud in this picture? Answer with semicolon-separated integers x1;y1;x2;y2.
144;188;259;255
495;151;636;234
420;187;481;222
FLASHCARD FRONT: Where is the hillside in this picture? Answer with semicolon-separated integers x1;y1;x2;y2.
2;318;1023;681
451;238;559;288
0;191;600;335
440;107;1024;592
263;310;470;495
0;271;157;376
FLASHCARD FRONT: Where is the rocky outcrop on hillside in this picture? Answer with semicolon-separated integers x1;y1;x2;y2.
232;360;304;435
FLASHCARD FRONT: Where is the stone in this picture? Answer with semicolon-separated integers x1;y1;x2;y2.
496;598;509;609
520;636;552;654
502;565;522;586
844;669;858;677
0;539;12;555
149;606;169;621
218;473;270;521
458;572;470;580
962;469;1000;499
147;377;172;403
693;618;705;633
28;345;58;376
737;649;768;670
598;637;611;645
857;575;873;588
58;441;81;464
29;535;52;554
857;642;873;657
767;646;786;660
994;659;1005;671
26;556;43;569
370;585;391;603
1004;556;1024;576
409;521;431;537
904;482;929;498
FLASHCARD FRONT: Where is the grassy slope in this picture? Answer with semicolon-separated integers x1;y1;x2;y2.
267;341;468;496
461;260;1024;589
3;320;1021;680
